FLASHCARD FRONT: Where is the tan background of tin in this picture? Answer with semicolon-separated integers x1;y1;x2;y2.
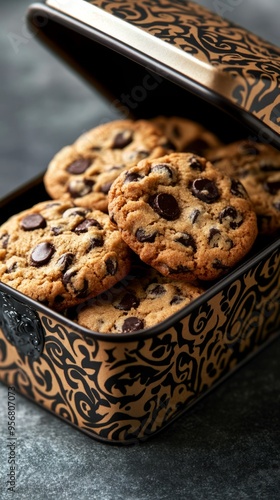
1;247;280;442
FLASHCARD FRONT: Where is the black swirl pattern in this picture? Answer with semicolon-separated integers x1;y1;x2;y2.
0;247;280;443
86;0;280;135
0;292;45;359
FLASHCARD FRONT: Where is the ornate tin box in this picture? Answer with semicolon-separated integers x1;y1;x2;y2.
0;0;280;444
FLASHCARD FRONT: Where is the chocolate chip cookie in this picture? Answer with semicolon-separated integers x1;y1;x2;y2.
44;119;171;213
74;263;204;334
207;140;280;234
108;152;258;282
0;200;131;310
151;115;222;155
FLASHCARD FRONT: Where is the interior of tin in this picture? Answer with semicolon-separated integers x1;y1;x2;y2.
26;4;266;148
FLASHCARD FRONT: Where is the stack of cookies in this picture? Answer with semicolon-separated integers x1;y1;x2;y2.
0;117;279;334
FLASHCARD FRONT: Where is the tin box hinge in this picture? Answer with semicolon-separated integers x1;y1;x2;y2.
0;291;45;360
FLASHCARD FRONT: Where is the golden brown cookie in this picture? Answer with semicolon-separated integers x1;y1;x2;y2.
108;152;258;282
207;139;280;234
44;119;171;213
0;200;131;310
151;115;222;155
75;263;204;334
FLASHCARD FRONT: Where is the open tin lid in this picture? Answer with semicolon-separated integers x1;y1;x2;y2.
27;0;280;148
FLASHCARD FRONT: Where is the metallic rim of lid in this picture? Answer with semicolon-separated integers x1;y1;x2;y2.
46;0;280;140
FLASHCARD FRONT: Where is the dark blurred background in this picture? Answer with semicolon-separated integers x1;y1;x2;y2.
0;0;280;199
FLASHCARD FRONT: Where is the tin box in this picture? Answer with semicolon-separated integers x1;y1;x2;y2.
0;0;280;444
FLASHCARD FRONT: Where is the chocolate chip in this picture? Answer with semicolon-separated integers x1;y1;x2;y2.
150;163;174;178
100;181;113;194
54;295;65;305
112;130;133;149
62;270;89;297
31;242;55;267
149;193;180;220
0;233;9;249
135;228;157;243
45;202;61;209
175;232;196;251
168;264;190;274
67;158;91;174
115;292;139;311
188;156;205;171
137;150;150;159
170;295;183;305
76;280;89;298
264;181;280;195
63;207;89;218
121;317;144;333
208;228;221;247
51;226;63;236
212;259;230;270
109;213;117;225
56;252;74;272
124;150;149;162
7;262;17;273
148;284;166;296
124;172;142;183
87;236;104;251
189;209;200;224
191;178;220;203
260;164;280;172
68;179;94;198
74;218;102;233
21;214;46;231
62;269;75;287
208;228;233;249
230;179;247;198
239;141;260;156
219;206;243;229
106;258;118;275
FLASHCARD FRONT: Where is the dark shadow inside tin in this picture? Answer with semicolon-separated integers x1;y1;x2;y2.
27;5;270;148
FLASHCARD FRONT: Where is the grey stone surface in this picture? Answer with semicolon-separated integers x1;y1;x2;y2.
0;1;121;200
0;1;280;499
